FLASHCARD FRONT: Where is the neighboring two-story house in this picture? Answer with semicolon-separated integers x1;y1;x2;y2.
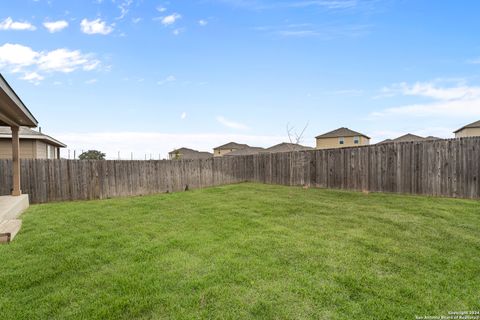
315;127;370;149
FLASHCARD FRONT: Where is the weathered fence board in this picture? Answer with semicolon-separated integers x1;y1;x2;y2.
1;137;480;203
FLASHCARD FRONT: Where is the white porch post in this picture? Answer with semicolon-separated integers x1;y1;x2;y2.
11;126;21;196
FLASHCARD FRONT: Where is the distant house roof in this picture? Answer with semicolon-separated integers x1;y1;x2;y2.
224;147;265;156
392;133;426;143
316;127;370;139
454;120;480;133
378;134;442;144
213;142;249;150
0;126;66;147
168;147;212;159
377;139;393;144
169;147;198;155
266;142;313;153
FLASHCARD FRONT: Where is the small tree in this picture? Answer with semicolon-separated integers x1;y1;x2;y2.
174;150;181;160
79;150;106;160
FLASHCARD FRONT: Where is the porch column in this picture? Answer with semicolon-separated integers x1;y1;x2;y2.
11;126;21;196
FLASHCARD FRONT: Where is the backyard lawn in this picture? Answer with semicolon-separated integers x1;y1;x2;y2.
1;183;479;319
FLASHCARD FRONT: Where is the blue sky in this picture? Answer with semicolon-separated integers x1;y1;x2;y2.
1;0;480;158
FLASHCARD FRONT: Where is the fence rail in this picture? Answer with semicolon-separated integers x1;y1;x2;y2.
1;137;479;203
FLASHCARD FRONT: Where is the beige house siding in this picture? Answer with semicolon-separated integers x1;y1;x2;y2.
0;139;59;159
214;148;237;157
455;128;480;138
316;136;370;149
0;140;35;159
36;141;47;159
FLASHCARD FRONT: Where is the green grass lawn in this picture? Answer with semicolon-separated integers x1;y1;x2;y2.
1;183;479;319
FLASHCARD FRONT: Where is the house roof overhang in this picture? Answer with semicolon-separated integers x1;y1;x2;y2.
453;120;480;133
0;74;38;128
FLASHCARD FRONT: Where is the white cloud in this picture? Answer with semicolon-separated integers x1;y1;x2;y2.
199;19;208;26
85;79;98;84
216;116;250;130
181;112;187;120
372;100;480;118
0;17;36;31
80;18;114;35
382;81;480;101
0;43;39;67
21;72;44;84
160;13;181;26
132;17;142;24
43;20;69;33
156;6;167;12
372;80;480;118
37;49;99;73
157;75;176;85
117;0;133;19
0;43;101;83
58;132;287;160
83;60;100;71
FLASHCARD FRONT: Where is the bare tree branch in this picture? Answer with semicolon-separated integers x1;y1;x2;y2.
286;122;309;146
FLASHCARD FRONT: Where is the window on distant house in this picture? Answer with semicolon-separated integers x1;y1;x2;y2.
354;136;360;144
339;137;345;145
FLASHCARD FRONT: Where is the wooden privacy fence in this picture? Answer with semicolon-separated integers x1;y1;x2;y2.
0;137;479;203
0;157;252;203
250;137;480;199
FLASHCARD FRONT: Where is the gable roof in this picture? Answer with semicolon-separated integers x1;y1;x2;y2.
168;147;212;159
169;147;201;155
377;134;443;145
377;133;425;144
454;120;480;133
316;127;370;139
392;133;425;143
0;126;66;147
214;142;249;150
377;139;393;144
224;147;265;156
266;142;313;153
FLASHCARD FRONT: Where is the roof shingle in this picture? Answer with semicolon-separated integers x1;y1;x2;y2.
168;147;212;159
315;127;370;139
213;142;249;150
223;147;265;156
266;142;313;153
